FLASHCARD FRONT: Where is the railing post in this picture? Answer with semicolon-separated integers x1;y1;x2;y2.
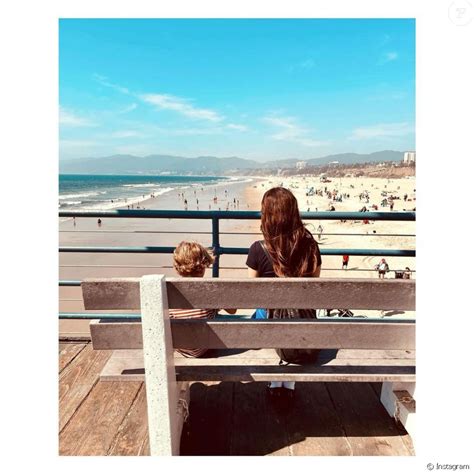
212;216;220;277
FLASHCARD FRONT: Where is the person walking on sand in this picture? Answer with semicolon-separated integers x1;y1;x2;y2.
246;187;322;406
97;218;102;227
375;258;389;279
342;254;349;270
317;224;323;240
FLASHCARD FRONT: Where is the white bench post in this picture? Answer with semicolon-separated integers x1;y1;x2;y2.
140;274;183;456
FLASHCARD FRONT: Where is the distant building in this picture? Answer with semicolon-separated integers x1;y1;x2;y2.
403;152;416;164
296;161;308;170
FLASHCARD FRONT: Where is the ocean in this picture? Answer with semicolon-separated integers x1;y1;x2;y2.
59;174;232;210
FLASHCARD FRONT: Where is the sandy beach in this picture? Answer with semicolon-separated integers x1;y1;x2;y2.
59;174;415;337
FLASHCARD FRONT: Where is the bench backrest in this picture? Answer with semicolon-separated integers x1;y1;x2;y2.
83;276;416;351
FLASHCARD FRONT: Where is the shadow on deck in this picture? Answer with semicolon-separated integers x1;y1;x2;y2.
59;340;415;456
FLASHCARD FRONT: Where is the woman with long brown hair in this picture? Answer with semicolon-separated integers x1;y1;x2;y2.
246;187;322;399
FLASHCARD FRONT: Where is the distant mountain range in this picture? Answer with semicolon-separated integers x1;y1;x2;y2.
59;150;405;175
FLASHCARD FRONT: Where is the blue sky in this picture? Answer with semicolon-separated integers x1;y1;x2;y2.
59;18;415;161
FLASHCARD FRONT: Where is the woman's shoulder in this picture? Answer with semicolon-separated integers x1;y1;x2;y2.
249;240;263;252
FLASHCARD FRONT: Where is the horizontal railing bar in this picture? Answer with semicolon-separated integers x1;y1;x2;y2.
59;246;176;254
60;312;414;322
59;246;415;257
220;247;415;257
60;264;175;268
58;312;250;320
59;280;81;286
58;229;415;238
59;229;213;234
58;264;416;272
59;209;416;221
303;233;415;237
60;313;141;320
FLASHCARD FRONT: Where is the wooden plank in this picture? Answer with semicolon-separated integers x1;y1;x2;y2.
59;342;87;373
82;277;415;311
59;380;142;455
107;383;149;456
180;382;235;455
90;319;415;351
98;349;414;383
285;382;352;455
140;436;150;456
397;426;416;455
107;381;185;456
179;382;209;455
59;344;112;431
230;382;290;455
326;382;413;455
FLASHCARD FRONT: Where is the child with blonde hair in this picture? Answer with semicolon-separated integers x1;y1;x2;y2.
170;241;236;357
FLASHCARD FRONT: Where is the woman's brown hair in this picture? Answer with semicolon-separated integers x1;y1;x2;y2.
260;187;320;277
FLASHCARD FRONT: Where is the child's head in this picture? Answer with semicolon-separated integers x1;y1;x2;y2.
173;241;215;277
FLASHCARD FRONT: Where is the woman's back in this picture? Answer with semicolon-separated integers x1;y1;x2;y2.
247;238;321;278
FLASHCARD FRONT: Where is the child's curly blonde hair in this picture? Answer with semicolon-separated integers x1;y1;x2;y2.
173;241;215;277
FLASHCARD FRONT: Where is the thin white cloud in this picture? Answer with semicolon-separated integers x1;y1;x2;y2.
164;127;224;136
140;93;224;122
380;51;399;64
125;123;225;136
93;75;227;124
93;74;130;94
368;90;408;102
227;123;248;131
59;139;99;147
349;122;413;140
108;130;146;138
118;103;137;114
59;107;96;127
263;115;326;147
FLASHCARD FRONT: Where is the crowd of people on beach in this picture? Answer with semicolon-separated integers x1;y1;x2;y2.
176;188;243;211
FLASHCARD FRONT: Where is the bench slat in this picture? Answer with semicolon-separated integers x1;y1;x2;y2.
99;349;415;383
90;319;415;351
82;278;415;311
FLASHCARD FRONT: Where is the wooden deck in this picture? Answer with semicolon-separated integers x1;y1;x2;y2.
59;340;415;456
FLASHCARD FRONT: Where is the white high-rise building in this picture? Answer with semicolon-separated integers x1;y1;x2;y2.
296;161;308;170
403;151;416;163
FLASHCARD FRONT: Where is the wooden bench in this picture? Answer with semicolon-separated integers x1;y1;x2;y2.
82;275;416;456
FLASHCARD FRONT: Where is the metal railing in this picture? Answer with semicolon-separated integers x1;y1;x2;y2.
59;209;415;278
